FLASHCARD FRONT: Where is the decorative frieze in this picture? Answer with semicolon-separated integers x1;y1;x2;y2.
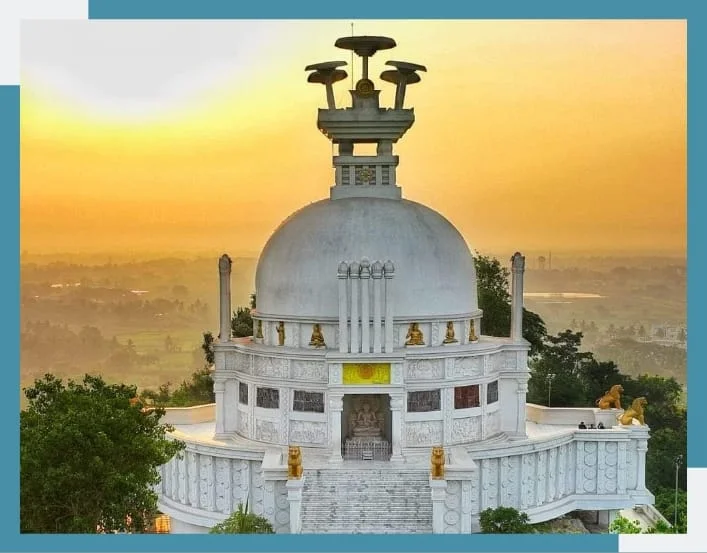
405;420;443;446
406;359;444;380
289;420;327;445
253;356;289;378
291;360;327;382
256;419;280;443
451;416;481;443
449;356;483;379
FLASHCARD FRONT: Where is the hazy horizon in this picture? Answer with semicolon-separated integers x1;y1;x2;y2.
20;20;686;256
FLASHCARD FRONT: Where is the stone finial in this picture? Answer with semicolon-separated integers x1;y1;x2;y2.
218;253;232;273
371;260;384;278
511;252;525;271
430;447;445;479
380;60;427;109
349;261;361;278
360;257;371;278
305;61;348;109
596;384;623;410
383;259;395;277
337;261;349;278
287;446;303;479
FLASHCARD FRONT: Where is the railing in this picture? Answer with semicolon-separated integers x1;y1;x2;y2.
342;439;391;461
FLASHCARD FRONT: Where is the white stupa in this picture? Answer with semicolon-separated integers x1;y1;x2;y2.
156;35;654;534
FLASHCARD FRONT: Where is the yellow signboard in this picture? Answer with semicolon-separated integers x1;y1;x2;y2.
343;363;391;385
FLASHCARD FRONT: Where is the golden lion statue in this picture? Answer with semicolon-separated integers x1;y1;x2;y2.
596;384;623;410
287;446;303;479
618;397;647;426
430;447;445;479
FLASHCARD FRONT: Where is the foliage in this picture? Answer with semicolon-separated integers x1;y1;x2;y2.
652;487;687;533
209;502;274;534
609;516;642;534
645;519;676;534
140;366;215;408
479;506;531;533
201;331;215;366
21;374;185;533
231;307;254;338
474;255;547;356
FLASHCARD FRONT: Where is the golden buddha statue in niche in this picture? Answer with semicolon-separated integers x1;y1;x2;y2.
309;323;326;348
469;320;479;342
256;320;264;339
405;322;425;346
276;321;285;346
443;321;458;344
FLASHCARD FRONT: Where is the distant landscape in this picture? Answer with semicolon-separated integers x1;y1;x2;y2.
19;251;687;405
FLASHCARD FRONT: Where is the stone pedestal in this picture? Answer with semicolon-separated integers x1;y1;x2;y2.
286;478;305;534
593;408;621;429
430;478;448;534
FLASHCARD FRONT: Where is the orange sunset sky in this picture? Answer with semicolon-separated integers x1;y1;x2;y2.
20;19;686;257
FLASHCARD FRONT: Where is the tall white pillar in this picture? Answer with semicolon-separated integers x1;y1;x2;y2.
286;478;305;534
329;393;344;463
338;262;349;353
214;379;226;436
430;479;448;533
360;258;371;353
384;260;395;353
390;394;404;462
224;379;238;433
218;254;232;343
510;252;525;342
516;380;528;437
350;261;360;354
372;261;383;353
636;438;648;491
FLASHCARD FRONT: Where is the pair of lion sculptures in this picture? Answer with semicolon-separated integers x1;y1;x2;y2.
595;384;647;426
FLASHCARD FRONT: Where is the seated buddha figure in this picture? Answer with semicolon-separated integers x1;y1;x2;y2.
350;401;383;439
405;322;425;346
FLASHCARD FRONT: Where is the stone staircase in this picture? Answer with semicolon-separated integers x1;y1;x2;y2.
300;465;433;534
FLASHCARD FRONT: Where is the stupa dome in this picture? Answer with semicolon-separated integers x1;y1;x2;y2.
255;196;478;320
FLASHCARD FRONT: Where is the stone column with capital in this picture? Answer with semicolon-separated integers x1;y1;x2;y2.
635;437;649;491
389;394;404;462
218;254;232;344
338;262;349;353
214;379;226;436
329;393;344;463
515;379;528;437
430;478;448;534
350;261;360;354
224;379;238;433
360;258;371;353
384;260;395;353
510;252;525;342
372;261;383;353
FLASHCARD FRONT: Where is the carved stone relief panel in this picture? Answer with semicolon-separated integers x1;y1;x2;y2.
443;480;462;533
188;451;199;507
431;321;441;347
253;356;289;379
557;443;567;498
568;442;577;494
485;458;499;509
582;441;597;493
547;448;557;501
291;323;301;348
215;458;231;513
255;419;280;443
178;455;187;504
289;420;327;445
406;359;444;381
520;453;535;509
237;409;250;437
486;410;501;437
291;360;327;382
604;441;618;494
463;476;476;531
199;455;214;511
626;440;638;490
500;455;520;508
596;442;607;495
536;450;547;505
450;416;481;443
329;364;343;385
617;442;627;494
234;352;251;374
450;356;483;378
225;352;237;371
250;462;265;516
274;480;290;533
232;460;248;509
171;455;179;501
405;420;443;446
502;351;517;369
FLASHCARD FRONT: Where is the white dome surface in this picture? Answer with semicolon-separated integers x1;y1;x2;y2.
255;197;478;320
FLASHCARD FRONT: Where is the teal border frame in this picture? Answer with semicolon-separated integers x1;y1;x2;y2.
5;0;702;551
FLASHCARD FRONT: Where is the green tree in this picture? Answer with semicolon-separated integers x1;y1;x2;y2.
209;502;274;534
201;331;215;366
653;487;687;533
479;506;531;533
21;374;184;533
474;255;547;356
609;516;642;534
231;307;254;338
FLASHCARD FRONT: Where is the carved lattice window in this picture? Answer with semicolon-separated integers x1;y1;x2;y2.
239;382;248;405
454;385;480;409
407;390;441;412
293;390;325;413
256;387;279;409
487;381;499;404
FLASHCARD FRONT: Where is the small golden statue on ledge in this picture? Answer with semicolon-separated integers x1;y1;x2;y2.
468;320;479;342
405;322;425;346
256;320;264;340
618;397;647;426
443;321;458;344
276;321;285;346
287;446;303;479
596;384;623;410
430;447;445;479
309;323;326;348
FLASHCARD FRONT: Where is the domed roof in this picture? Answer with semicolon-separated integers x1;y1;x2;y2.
255;197;478;320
